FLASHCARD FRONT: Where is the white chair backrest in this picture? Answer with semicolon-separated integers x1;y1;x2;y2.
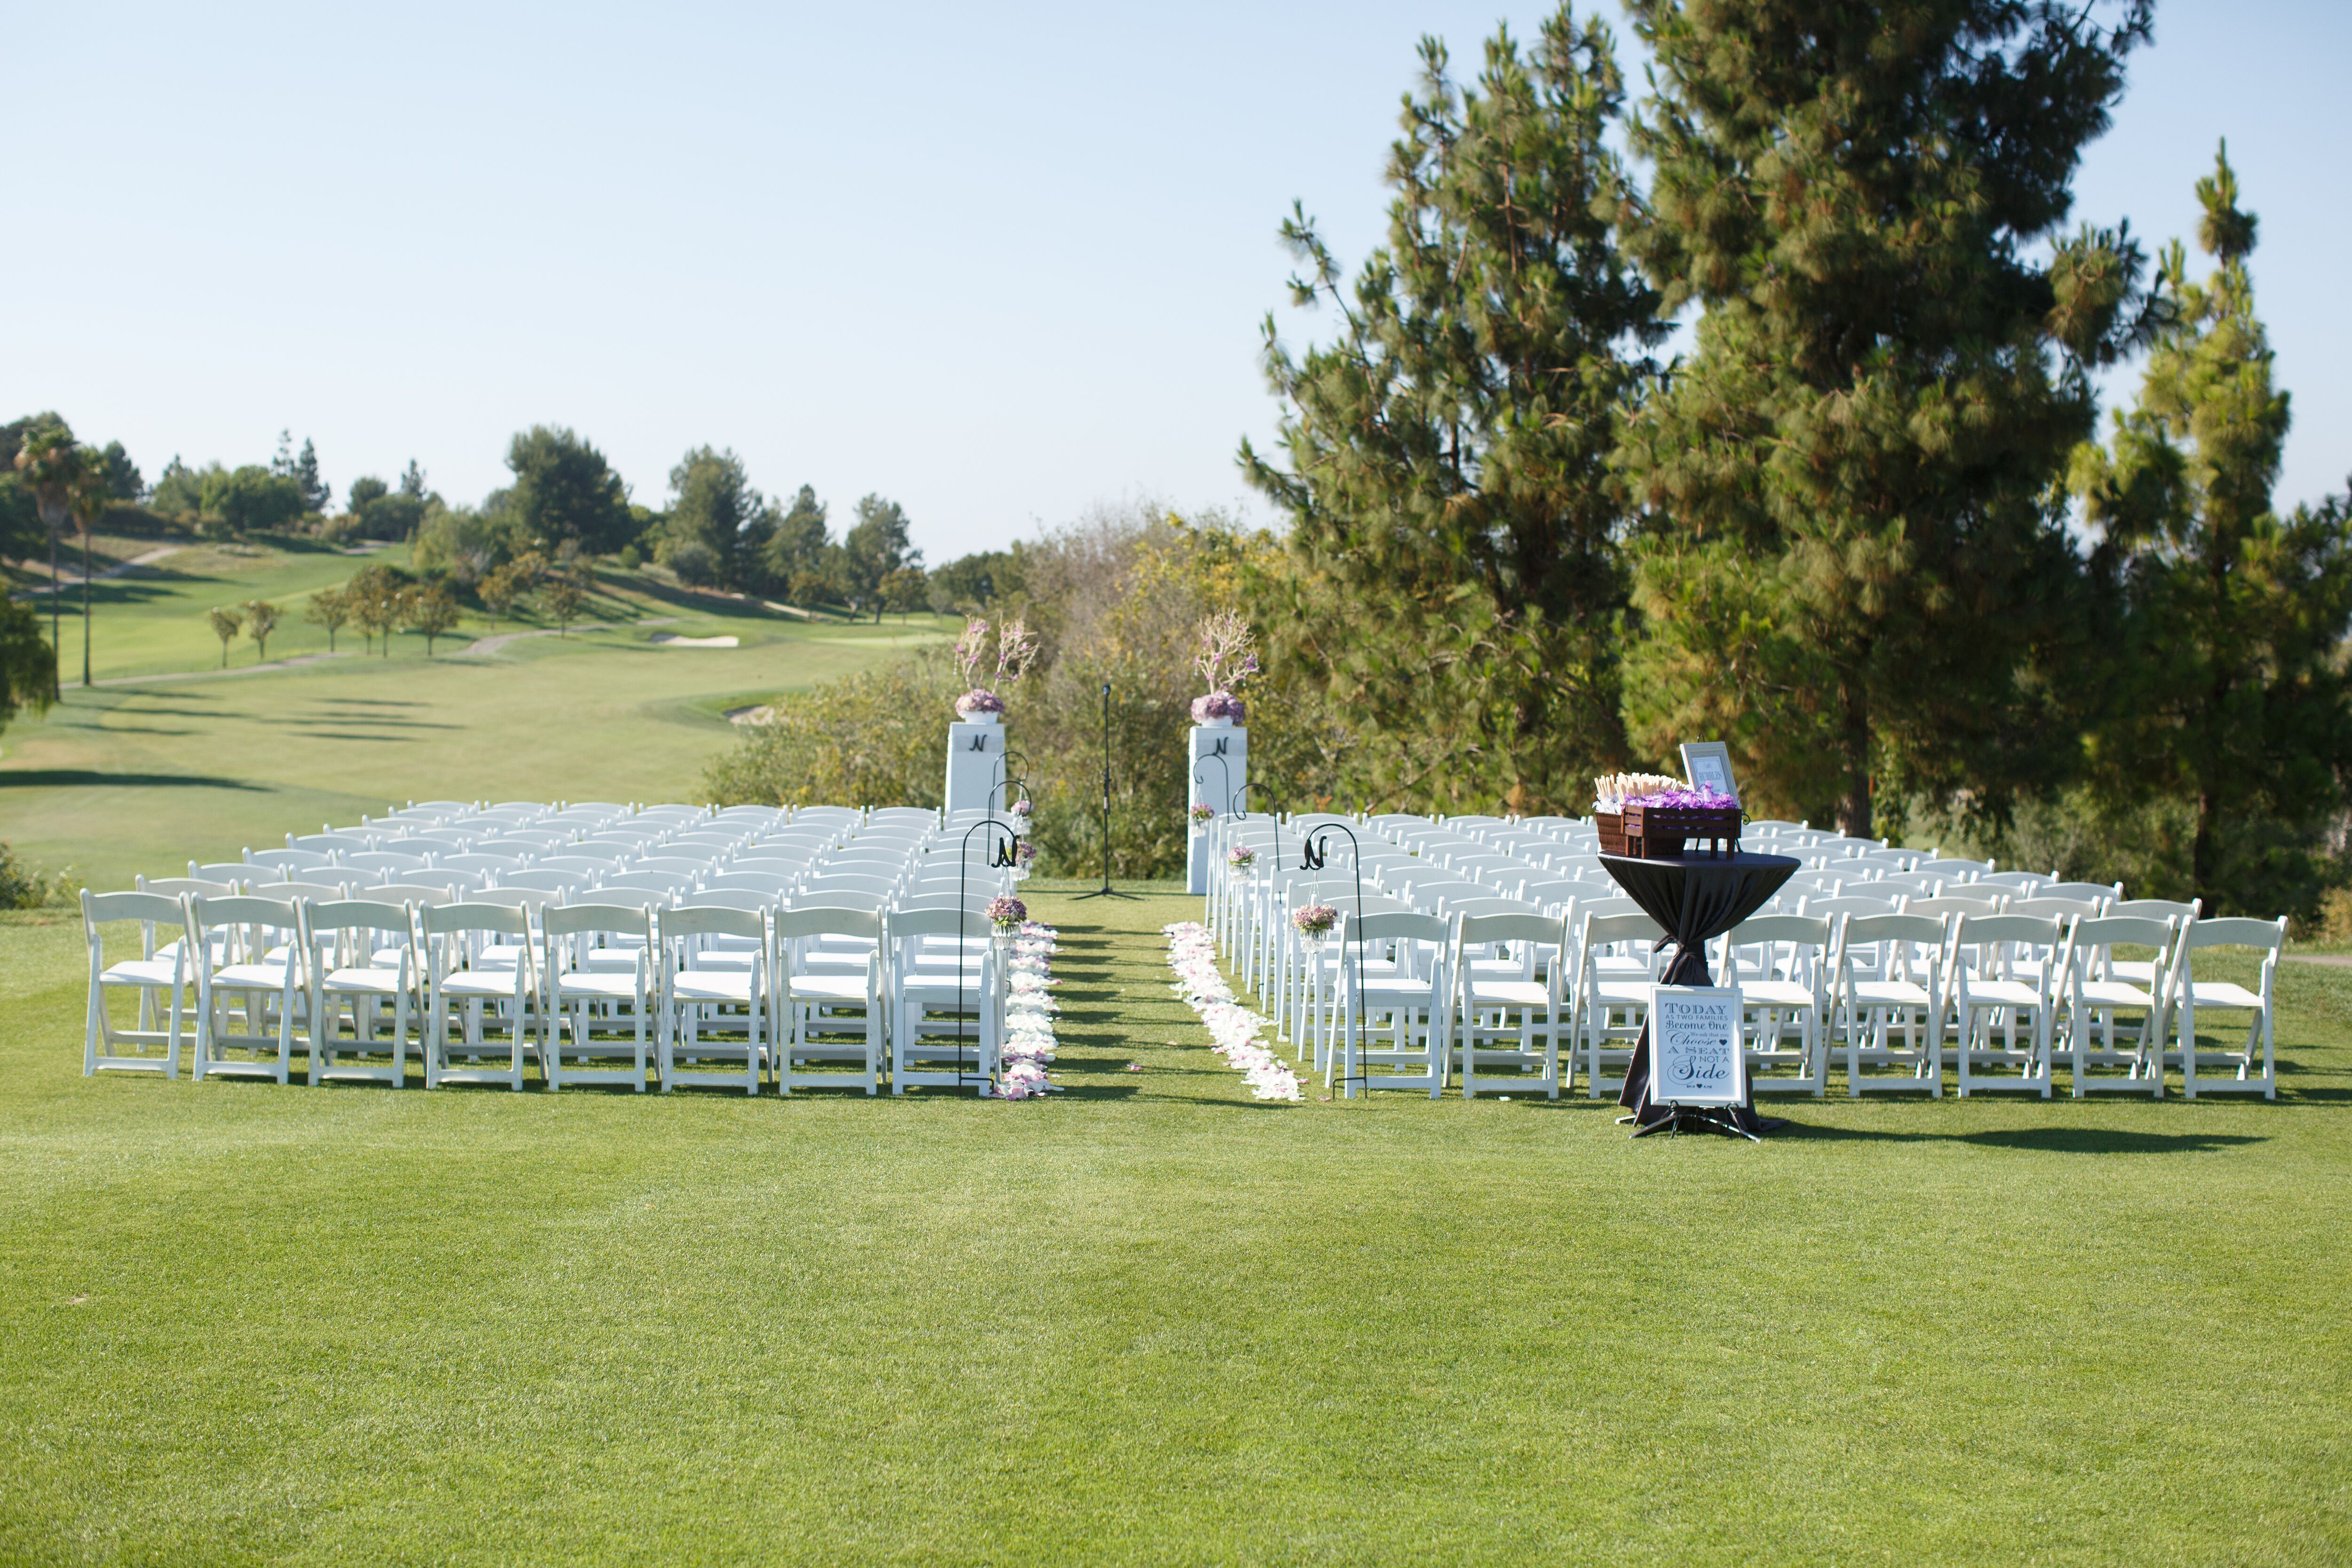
2113;897;2201;922
140;874;238;899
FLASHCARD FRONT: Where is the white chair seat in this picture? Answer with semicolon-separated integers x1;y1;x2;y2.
322;966;406;995
1955;979;2041;1009
673;973;756;1004
2078;979;2155;1009
2189;980;2265;1010
213;962;294;988
1851;980;1931;1007
98;958;183;987
440;971;532;999
2110;960;2158;985
790;974;874;1003
1589;979;1653;1008
1464;979;1549;1009
555;973;644;1002
1739;979;1815;1009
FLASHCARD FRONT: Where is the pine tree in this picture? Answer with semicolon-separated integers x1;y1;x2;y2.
294;439;329;514
1616;0;2154;835
1240;4;1663;813
2070;144;2352;915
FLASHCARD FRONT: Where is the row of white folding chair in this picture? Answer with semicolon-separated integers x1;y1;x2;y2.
82;891;1002;1095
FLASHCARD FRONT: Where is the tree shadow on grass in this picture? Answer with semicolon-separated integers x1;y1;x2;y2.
0;769;266;790
1779;1123;2268;1153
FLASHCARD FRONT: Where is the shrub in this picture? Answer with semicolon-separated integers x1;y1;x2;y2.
0;842;73;909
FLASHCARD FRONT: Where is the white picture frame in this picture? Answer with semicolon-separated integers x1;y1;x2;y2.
1679;740;1738;800
1649;986;1746;1107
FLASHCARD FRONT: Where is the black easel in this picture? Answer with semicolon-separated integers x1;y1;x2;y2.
1073;680;1137;900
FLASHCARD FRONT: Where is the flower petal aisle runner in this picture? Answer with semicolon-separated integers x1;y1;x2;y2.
1162;922;1303;1101
999;921;1061;1099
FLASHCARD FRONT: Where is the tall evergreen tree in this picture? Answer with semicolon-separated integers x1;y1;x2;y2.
294;438;329;514
2070;144;2352;915
1616;0;2153;835
762;484;831;590
506;428;632;554
1240;5;1663;813
841;494;919;621
664;446;775;591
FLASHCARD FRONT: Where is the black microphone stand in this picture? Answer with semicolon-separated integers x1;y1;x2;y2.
1074;679;1137;900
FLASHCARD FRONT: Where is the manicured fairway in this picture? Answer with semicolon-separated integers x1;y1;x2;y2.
0;549;946;891
1;884;2345;1564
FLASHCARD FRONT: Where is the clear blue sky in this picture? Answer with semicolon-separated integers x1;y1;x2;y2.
7;1;2346;562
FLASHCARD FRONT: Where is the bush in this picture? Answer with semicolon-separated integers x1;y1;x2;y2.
0;842;73;909
665;539;719;589
617;543;643;570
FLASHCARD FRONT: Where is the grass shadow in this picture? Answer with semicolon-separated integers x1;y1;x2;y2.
1780;1122;2268;1153
0;769;267;790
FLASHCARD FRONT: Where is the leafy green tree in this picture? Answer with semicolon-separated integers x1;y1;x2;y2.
1240;7;1663;814
14;419;78;699
0;596;54;741
664;446;775;590
244;599;280;662
761;485;832;591
98;441;141;502
1613;0;2154;836
201;465;306;535
404;582;461;655
479;552;542;629
347;564;405;655
0;473;40;565
507;426;633;554
542;563;588;636
881;565;929;620
2069;144;2352;915
207;605;243;668
304;585;350;653
926;548;1023;612
347;475;389;514
841;494;919;621
152;456;209;517
66;448;109;686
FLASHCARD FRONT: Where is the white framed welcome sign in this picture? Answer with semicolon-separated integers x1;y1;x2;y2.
1649;987;1746;1107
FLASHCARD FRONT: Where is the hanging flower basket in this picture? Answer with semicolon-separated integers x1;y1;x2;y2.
1226;845;1256;870
987;894;1027;936
1291;903;1338;949
1189;803;1216;826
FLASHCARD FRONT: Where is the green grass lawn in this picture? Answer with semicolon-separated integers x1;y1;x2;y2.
0;545;948;891
1;883;2346;1564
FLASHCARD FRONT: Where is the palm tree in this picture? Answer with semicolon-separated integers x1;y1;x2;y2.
66;448;110;687
11;423;76;700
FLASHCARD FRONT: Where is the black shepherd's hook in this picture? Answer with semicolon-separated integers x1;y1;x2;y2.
1192;752;1236;819
1261;801;1371;1101
956;812;1017;1094
993;749;1033;818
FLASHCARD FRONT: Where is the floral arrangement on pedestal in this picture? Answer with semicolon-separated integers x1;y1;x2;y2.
1190;609;1259;726
953;616;1040;722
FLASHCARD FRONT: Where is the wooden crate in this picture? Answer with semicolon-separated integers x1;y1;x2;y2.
1597;804;1741;860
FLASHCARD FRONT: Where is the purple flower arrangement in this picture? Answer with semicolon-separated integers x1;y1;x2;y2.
1190;691;1247;724
955;689;1007;717
987;894;1027;931
1623;786;1740;810
1290;903;1338;939
1226;845;1256;869
1189;802;1217;825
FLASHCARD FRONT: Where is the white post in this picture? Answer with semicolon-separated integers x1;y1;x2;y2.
1186;721;1248;895
945;718;1003;817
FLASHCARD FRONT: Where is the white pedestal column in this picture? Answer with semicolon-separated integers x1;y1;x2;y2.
1186;722;1248;895
945;719;1005;817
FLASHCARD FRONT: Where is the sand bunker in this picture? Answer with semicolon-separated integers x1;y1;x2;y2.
650;633;740;648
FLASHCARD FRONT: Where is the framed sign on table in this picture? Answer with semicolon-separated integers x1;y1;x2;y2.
1645;986;1748;1132
1678;740;1738;801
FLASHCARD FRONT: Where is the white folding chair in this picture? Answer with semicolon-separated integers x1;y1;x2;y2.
2066;914;2175;1098
301;898;422;1088
656;905;770;1094
421;902;539;1090
1333;911;1452;1097
2171;916;2285;1099
1716;913;1832;1096
1448;911;1567;1098
541;903;655;1091
1835;912;1945;1096
80;890;193;1078
1573;910;1666;1098
1949;913;2072;1098
772;906;884;1093
884;907;1001;1095
188;893;305;1084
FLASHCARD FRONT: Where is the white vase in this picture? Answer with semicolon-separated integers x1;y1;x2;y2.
961;710;1000;725
1197;716;1234;730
